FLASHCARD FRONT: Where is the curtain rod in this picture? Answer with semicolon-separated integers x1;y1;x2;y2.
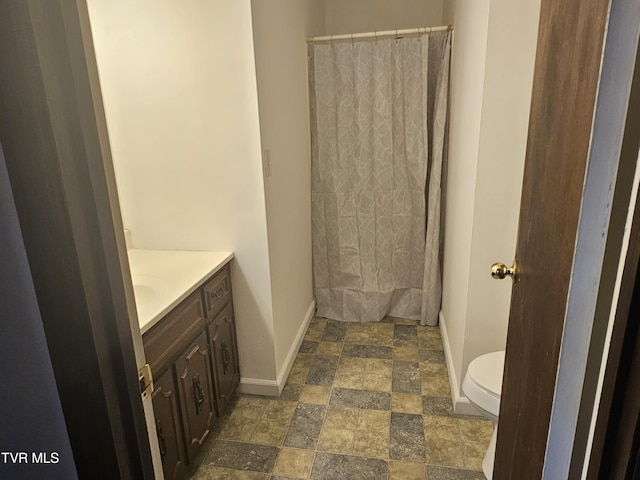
306;24;453;43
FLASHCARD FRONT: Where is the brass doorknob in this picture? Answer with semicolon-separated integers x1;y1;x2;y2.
491;261;517;281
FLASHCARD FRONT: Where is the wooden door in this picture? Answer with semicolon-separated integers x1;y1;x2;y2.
0;1;155;478
494;0;633;477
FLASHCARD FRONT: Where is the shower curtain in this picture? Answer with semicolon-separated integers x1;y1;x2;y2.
309;30;451;326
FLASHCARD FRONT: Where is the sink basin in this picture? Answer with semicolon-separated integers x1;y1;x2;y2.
133;284;156;304
131;275;167;315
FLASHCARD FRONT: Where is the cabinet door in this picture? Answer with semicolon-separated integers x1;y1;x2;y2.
152;370;187;480
208;303;240;414
174;331;217;462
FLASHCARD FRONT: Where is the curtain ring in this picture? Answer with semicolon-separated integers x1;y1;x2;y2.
351;33;354;46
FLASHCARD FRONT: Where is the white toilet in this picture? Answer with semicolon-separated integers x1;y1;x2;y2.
462;351;505;480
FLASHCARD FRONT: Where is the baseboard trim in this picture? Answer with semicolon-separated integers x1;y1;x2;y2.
439;311;482;417
237;378;280;397
237;300;316;397
275;299;316;392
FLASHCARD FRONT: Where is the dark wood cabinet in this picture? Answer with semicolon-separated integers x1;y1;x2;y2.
142;262;240;480
203;265;231;320
151;370;187;480
174;331;217;462
143;291;206;376
207;303;240;414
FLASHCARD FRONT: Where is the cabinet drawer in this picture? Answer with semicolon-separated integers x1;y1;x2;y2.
143;291;205;375
202;265;231;320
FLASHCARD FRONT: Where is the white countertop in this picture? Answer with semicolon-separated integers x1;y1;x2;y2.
127;249;234;334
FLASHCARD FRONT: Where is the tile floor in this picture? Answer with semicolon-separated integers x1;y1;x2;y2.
188;317;491;480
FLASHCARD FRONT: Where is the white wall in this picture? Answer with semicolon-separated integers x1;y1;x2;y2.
251;0;325;382
441;0;541;411
324;0;444;35
87;0;277;384
442;0;456;24
440;0;490;402
463;0;541;383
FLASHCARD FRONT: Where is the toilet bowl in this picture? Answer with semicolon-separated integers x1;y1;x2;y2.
462;351;505;480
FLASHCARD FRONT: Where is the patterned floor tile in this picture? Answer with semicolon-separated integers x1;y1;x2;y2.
461;440;487;471
333;356;367;389
304;318;327;342
426;465;486;479
389;412;426;462
391;393;423;414
421;362;452;397
342;343;393;359
423;396;454;417
277;384;302;402
367;323;396;344
188;317;491;480
318;406;390;458
457;419;493;444
458;419;493;471
418;327;444;350
334;356;393;391
316;341;343;356
310;453;388;480
322;320;347;342
345;323;394;346
394;324;419;347
423;416;465;468
420;348;446;363
272;448;315;479
393;346;420;362
388;316;419;325
191;465;270;479
218;399;297;445
392;360;422;394
299;385;331;405
317;406;358;453
284;404;325;449
287;353;314;385
352;409;390;458
389;461;426;480
298;340;318;354
205;440;278;473
329;387;391;410
364;358;393;391
306;355;339;386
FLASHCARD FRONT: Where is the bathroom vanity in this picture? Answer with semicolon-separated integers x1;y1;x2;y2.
129;249;239;480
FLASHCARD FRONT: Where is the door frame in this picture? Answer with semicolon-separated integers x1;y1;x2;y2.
582;22;640;473
0;1;154;478
587;163;640;478
495;0;640;477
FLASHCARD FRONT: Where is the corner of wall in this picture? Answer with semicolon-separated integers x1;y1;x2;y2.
439;311;482;417
276;300;316;388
